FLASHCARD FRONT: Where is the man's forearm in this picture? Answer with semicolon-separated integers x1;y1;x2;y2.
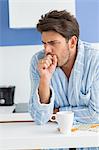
38;78;51;104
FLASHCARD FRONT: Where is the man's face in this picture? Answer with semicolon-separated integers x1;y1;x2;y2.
42;31;70;67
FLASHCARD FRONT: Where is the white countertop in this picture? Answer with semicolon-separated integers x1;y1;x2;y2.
0;112;33;122
0;120;99;149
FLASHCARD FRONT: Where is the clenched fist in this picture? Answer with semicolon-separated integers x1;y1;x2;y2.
38;54;57;82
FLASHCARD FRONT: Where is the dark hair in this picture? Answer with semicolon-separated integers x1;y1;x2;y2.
37;10;79;43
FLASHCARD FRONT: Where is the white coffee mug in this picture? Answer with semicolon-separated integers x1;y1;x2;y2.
50;111;74;134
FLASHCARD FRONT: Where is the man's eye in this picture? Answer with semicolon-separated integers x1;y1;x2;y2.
50;41;60;46
42;41;61;46
50;42;56;45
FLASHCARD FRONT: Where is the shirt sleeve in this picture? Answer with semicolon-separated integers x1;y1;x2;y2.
29;55;55;125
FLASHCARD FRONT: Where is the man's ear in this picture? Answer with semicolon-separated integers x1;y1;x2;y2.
68;36;77;50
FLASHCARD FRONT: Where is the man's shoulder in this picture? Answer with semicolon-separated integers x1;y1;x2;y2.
31;50;45;64
81;40;99;53
80;41;99;68
79;40;99;58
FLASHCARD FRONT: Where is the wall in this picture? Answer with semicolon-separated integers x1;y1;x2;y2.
0;0;99;103
76;0;99;42
0;45;42;103
0;0;99;46
0;0;41;46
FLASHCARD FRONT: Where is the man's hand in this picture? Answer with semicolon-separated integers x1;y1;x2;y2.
38;55;57;104
38;54;57;82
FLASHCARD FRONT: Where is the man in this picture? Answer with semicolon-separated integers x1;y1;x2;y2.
29;10;99;150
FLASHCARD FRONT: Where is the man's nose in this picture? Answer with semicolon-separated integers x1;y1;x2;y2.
44;44;52;54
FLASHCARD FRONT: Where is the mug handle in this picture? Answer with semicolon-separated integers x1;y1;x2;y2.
50;114;57;122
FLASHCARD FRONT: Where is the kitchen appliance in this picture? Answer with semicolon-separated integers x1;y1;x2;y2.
0;86;15;106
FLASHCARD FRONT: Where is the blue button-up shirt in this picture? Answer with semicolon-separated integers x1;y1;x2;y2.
29;40;99;125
